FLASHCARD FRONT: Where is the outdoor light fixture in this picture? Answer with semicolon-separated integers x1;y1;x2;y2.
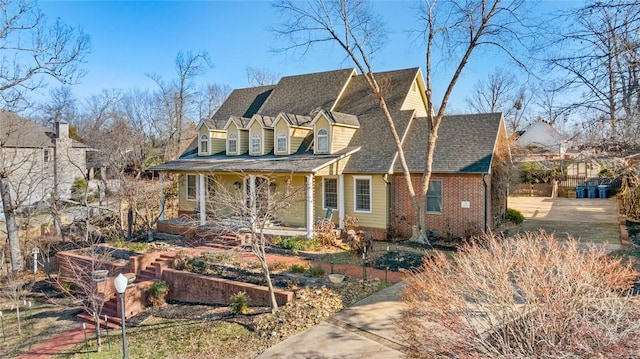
114;273;129;359
233;181;242;190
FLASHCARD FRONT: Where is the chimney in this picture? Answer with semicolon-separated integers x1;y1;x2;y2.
56;121;69;139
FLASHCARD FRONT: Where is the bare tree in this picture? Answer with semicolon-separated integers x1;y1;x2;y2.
401;232;640;358
547;1;640;147
0;0;89;271
196;83;231;121
148;51;212;160
274;0;531;241
466;69;532;134
246;66;279;86
198;173;305;313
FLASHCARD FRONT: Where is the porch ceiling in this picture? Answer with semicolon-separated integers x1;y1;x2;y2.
150;147;360;174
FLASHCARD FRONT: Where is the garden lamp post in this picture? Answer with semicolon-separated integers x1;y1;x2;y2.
114;273;129;359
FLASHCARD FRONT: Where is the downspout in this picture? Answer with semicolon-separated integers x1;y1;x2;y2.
382;174;391;239
482;173;489;234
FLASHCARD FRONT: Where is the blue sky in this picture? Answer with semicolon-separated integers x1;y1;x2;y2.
38;0;573;112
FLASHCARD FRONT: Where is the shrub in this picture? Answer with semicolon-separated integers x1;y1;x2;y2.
401;231;640;358
504;208;524;224
345;230;372;255
278;236;318;254
314;219;337;247
306;266;325;278
343;215;359;232
71;177;94;203
229;291;250;315
147;281;169;306
289;263;307;274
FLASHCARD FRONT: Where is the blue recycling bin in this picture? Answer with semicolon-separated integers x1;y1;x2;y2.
576;185;587;198
587;185;598;198
598;185;609;198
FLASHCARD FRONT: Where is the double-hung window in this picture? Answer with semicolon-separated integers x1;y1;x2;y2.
354;176;371;212
228;133;237;153
43;149;51;162
323;178;337;209
251;133;261;153
316;128;328;153
186;174;197;201
200;134;209;153
426;179;443;213
277;130;287;152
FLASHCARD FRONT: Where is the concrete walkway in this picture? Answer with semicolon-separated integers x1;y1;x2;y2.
258;282;407;359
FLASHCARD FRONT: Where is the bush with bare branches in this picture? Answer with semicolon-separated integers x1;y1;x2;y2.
401;231;640;359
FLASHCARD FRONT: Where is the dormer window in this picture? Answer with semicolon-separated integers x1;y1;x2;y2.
317;128;328;153
277;130;287;152
251;132;261;153
200;134;209;153
228;133;237;153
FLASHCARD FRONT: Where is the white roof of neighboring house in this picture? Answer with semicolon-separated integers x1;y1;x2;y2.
516;120;565;153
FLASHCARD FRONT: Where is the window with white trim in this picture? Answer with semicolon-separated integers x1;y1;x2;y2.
426;179;442;213
186;174;197;201
317;128;328;152
43;149;51;162
200;134;209;153
228;133;237;153
354;176;371;212
251;132;261;153
323;178;337;209
277;130;287;152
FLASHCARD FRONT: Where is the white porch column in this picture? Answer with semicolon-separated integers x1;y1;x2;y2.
249;175;256;231
199;174;206;226
338;174;345;229
158;173;165;220
306;174;314;239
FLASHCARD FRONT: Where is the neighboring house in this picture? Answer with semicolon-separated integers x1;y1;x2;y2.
0;111;88;207
513;119;570;161
152;68;510;239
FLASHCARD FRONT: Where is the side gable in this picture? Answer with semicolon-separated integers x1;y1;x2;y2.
397;112;504;174
400;68;429;117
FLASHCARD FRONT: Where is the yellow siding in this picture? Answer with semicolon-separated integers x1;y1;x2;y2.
314;115;330;154
210;130;227;154
263;128;274;154
178;173;197;212
239;130;248;154
273;175;307;227
197;127;210;156
330;125;357;153
314;156;351;176
400;79;428;117
343;174;388;229
290;127;311;153
249;121;263;156
274;121;289;155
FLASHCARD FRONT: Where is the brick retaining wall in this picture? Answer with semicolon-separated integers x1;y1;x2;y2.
162;268;294;306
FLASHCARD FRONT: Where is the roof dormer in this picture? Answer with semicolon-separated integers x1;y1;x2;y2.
196;120;227;156
247;114;275;156
224;116;251;156
311;110;359;154
272;113;313;155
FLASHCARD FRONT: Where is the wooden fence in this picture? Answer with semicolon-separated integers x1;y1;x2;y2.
513;176;621;197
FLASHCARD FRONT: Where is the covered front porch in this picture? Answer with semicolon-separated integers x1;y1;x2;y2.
149;149;362;239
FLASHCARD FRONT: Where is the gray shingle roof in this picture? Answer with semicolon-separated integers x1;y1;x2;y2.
152;147;360;173
258;69;354;117
204;85;274;130
396;113;503;173
280;113;313;127
324;111;360;127
0;110;55;148
334;68;420;173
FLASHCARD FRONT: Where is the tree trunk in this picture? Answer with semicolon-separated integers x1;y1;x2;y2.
0;176;23;271
94;312;102;352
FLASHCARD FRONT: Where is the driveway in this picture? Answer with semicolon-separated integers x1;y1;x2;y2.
506;196;621;245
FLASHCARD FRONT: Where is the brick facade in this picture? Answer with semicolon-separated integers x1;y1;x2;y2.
391;173;488;238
